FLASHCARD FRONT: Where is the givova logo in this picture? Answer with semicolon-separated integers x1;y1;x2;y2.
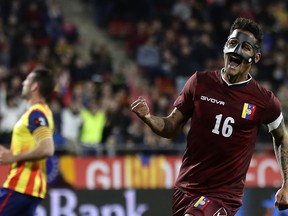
200;96;225;106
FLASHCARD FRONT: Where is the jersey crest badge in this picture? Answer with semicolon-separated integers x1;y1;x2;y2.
241;103;256;120
194;196;211;210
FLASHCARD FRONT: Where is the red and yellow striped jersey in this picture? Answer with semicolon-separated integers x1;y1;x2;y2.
3;103;54;198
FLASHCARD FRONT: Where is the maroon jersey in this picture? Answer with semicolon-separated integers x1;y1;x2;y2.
173;70;282;206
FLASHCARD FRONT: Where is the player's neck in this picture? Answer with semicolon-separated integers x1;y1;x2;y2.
221;68;252;86
28;96;45;106
224;74;248;84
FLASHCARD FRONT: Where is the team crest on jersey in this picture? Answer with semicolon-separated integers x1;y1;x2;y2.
194;196;211;210
241;103;256;120
213;207;228;216
34;116;47;126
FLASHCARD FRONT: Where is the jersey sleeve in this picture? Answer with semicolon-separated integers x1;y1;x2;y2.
262;93;283;132
28;110;49;133
173;73;197;116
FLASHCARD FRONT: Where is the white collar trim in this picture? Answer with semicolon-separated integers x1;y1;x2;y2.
221;68;252;86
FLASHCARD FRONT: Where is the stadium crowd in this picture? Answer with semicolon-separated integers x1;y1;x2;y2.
0;0;288;156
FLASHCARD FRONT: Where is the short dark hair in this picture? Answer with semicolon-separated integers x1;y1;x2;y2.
32;68;55;100
230;17;263;51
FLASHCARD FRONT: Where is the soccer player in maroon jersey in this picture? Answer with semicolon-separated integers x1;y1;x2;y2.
131;17;288;216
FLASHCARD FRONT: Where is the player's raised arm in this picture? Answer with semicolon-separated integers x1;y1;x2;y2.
131;96;188;138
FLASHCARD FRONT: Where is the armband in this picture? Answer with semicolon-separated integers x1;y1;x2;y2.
33;127;52;143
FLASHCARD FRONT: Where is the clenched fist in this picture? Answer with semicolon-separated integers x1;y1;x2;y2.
131;96;151;119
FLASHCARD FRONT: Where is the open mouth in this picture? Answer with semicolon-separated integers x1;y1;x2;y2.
229;54;243;68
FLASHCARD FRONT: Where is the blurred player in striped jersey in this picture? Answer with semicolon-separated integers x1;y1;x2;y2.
131;17;288;215
0;68;55;216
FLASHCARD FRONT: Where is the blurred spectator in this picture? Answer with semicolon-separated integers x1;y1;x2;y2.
63;21;79;44
136;36;162;82
69;54;92;81
80;99;106;156
127;120;144;148
272;52;287;91
100;82;130;146
46;2;64;44
88;0;114;28
57;67;72;106
172;0;192;21
271;2;288;30
0;29;10;68
82;81;96;107
61;100;83;155
50;98;65;152
0;83;26;146
90;43;113;82
125;21;150;57
22;0;50;48
136;36;161;68
10;32;37;68
161;48;177;79
54;36;75;58
237;1;256;20
110;61;128;90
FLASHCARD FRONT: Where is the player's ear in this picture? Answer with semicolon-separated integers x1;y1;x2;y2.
254;52;261;63
31;81;38;92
